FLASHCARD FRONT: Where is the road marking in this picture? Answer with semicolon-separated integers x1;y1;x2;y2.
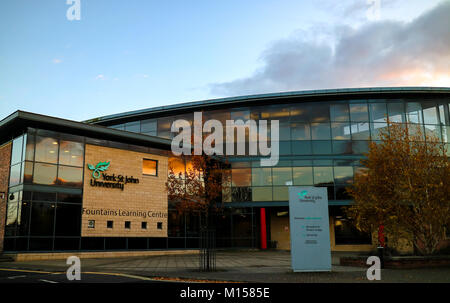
39;279;59;284
8;275;27;279
0;268;62;275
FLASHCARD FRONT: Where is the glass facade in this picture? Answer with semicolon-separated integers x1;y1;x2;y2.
106;97;450;204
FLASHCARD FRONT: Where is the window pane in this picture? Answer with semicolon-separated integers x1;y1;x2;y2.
334;167;353;184
143;159;158;176
291;123;310;140
57;166;83;187
141;119;157;134
168;157;185;178
311;123;331;140
422;104;438;124
231;168;251;187
314;167;333;185
11;135;24;165
330;104;350;121
272;167;292;186
55;204;81;236
290;104;311;122
125;121;140;133
332;141;352;154
33;163;57;185
293;167;313;185
331;123;351;140
17;201;31;236
388;102;405;123
406;102;423;124
9;163;21;187
352;141;369;154
35;136;58;164
334;216;372;245
252;187;272;201
252;168;272;186
309;103;330;122
59;141;84;167
312;141;332;154
351;122;370;140
25;133;35;161
23;161;33;183
6;192;20;229
369;103;387;123
292;141;312;155
424;125;441;141
349;104;369;122
58;193;82;203
273;186;288;201
370;122;388;140
231;187;252;202
30;202;55;236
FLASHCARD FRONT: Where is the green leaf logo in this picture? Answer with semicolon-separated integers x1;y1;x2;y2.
87;161;110;179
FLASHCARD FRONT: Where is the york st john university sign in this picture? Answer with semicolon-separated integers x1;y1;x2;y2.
170;112;279;166
289;186;332;272
87;161;139;191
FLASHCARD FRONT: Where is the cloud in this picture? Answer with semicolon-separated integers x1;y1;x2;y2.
210;1;450;96
95;74;105;80
52;58;62;64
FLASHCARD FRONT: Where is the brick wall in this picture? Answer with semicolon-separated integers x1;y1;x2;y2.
82;144;168;237
0;142;12;253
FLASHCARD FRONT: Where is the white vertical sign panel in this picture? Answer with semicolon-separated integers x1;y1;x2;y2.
289;186;331;272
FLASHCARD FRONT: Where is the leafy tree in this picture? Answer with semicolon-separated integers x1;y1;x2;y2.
346;120;450;255
166;154;229;229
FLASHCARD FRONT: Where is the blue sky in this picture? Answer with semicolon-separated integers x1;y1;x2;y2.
0;0;448;121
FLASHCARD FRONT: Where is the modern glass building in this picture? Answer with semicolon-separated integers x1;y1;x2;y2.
87;87;450;252
1;87;449;253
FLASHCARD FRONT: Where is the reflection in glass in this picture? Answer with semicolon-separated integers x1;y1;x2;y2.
252;168;272;186
252;187;272;201
369;103;387;123
311;123;331;140
59;141;84;167
332;141;352;154
231;168;251;187
290;104;311;122
143;159;158;175
23;161;33;183
35;136;58;164
313;167;333;185
168;157;185;178
9;163;21;187
331;123;351;140
17;201;31;236
125;121;140;133
33;163;57;185
272;167;292;186
406;102;423;124
312;141;332;155
334;167;353;184
330;104;350;121
6;192;20;227
422;105;438;125
292;141;312;155
388;103;405;123
141;119;157;135
273;186;288;201
293;167;313;185
291;123;311;140
370;122;388;140
11;135;24;165
25;134;35;161
57;166;83;187
351;122;370;140
349;104;369;122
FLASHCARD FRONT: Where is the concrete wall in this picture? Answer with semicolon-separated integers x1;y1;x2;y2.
82;144;168;237
0;142;12;253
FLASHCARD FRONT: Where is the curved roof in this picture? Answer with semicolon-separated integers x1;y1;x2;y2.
86;86;450;125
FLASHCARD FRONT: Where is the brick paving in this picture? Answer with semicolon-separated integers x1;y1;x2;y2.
1;250;449;283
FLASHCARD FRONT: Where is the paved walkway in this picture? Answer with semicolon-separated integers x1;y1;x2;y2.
1;250;449;283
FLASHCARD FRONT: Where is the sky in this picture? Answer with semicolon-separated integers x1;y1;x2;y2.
0;0;449;121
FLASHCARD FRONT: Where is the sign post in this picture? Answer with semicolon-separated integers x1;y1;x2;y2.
289;186;331;272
